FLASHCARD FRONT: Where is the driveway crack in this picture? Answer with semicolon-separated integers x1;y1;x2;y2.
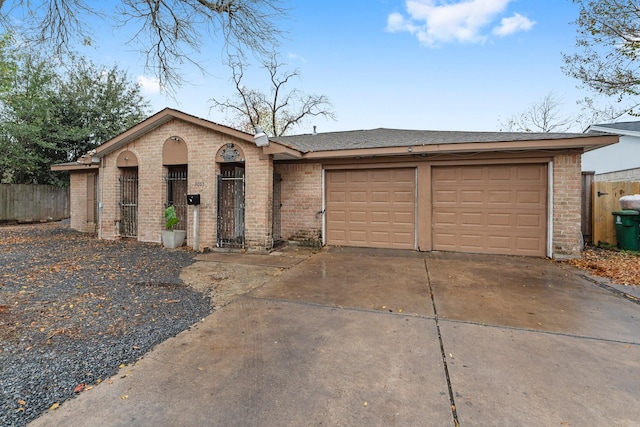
425;259;460;427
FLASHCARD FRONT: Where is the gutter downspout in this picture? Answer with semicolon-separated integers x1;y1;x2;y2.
98;157;104;239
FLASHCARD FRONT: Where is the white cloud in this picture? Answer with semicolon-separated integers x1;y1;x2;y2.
493;12;535;36
137;75;163;94
288;52;307;63
387;0;534;46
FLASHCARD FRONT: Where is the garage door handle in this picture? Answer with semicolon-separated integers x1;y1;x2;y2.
597;191;609;197
317;210;325;214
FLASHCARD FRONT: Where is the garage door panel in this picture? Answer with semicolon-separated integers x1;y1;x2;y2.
461;190;484;203
461;168;483;181
327;209;346;220
326;169;416;249
434;190;457;204
488;190;512;204
487;213;511;227
461;212;483;226
394;211;415;225
371;191;390;203
349;211;367;223
371;211;390;224
517;213;543;228
432;164;547;257
394;190;415;203
517;190;544;204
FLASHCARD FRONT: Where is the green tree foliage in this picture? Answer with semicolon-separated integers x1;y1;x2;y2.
54;56;150;161
563;0;640;113
0;36;150;185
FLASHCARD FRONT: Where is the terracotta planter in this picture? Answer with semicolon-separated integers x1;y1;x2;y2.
162;230;186;249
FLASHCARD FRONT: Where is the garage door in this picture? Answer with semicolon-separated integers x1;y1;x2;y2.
432;164;547;256
326;169;415;249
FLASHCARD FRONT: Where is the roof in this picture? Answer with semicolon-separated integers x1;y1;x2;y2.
92;108;258;158
268;128;618;159
52;108;621;171
587;121;640;137
273;128;603;153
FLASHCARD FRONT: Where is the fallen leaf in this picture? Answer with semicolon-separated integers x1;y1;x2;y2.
73;384;85;393
121;394;128;400
49;402;59;411
17;400;26;405
363;401;368;407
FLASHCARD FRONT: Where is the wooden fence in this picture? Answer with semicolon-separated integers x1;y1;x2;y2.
0;184;70;223
592;181;640;246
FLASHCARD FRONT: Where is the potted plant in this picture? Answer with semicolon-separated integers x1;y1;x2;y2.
161;205;186;248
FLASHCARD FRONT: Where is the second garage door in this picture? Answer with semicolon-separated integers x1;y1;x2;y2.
326;169;415;249
432;164;548;257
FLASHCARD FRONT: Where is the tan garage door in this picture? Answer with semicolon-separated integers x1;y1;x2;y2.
326;169;415;249
432;164;547;256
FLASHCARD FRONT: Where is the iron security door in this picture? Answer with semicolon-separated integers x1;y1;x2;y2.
119;169;138;237
217;168;245;248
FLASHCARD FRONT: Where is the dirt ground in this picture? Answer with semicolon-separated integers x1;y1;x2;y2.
179;246;317;309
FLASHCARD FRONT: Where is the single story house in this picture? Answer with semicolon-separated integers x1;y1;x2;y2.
52;108;618;259
583;121;640;181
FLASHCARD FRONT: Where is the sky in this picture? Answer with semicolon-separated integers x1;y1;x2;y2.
15;0;597;134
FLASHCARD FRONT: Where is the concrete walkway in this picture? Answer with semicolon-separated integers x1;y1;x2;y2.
30;248;640;426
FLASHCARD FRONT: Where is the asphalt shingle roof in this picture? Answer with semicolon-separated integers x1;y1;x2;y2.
590;121;640;133
273;128;593;153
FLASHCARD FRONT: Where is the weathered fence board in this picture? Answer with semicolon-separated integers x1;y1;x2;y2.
0;184;70;222
592;181;640;245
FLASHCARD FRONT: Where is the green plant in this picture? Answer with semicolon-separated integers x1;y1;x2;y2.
164;205;179;230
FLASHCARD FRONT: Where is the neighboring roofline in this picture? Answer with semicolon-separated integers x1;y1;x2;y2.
586;124;640;138
51;162;99;171
296;135;618;159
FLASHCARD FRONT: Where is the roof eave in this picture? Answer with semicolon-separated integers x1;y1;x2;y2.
51;163;100;171
586;125;640;138
94;108;256;158
298;136;619;159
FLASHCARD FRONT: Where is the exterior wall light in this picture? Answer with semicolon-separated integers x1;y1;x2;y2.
254;127;270;147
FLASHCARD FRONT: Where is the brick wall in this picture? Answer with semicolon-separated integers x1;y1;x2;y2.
553;151;582;259
275;162;323;245
69;171;92;232
82;118;273;251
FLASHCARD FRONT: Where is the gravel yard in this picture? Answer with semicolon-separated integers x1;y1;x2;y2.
0;223;211;427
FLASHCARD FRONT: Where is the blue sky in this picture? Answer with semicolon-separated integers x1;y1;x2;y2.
28;0;594;134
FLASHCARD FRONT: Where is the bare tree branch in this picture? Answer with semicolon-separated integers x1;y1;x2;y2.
499;93;575;133
1;0;286;91
211;54;336;136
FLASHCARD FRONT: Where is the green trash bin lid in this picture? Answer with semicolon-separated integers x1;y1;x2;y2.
612;210;640;216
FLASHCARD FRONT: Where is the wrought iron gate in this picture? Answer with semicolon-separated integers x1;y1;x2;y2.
166;168;188;231
272;173;282;243
119;169;138;237
217;168;245;248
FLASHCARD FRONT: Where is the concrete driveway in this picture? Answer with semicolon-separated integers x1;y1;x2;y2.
30;248;640;426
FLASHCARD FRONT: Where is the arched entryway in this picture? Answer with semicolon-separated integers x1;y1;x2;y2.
216;143;245;248
117;151;139;237
163;136;188;232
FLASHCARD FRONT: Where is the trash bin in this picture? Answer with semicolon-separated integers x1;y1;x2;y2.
612;210;640;250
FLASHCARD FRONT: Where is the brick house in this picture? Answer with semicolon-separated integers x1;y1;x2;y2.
52;108;618;258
